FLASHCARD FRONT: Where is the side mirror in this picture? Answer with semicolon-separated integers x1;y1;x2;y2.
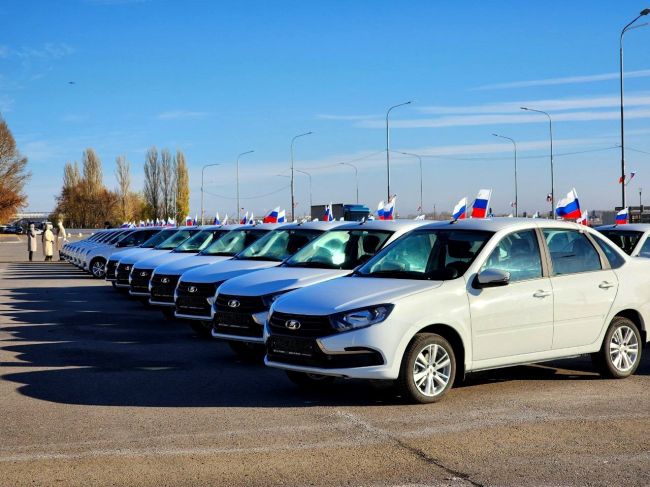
475;268;510;288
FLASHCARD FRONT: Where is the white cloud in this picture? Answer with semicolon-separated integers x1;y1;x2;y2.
473;69;650;90
156;110;209;121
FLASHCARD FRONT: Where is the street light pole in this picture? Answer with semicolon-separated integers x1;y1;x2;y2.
492;134;518;217
619;9;650;208
236;150;254;222
295;169;313;212
398;152;424;214
521;106;553;216
339;162;359;204
200;163;220;226
290;132;313;221
386;101;412;202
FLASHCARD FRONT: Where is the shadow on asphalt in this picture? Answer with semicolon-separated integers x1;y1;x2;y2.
1;262;648;407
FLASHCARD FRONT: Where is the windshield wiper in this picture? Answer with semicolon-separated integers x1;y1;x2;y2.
238;255;284;262
285;261;340;269
360;270;430;280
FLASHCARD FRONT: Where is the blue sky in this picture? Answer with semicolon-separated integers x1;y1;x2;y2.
3;0;650;217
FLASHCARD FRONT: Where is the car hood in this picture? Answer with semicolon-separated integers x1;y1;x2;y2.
152;254;216;276
119;249;171;266
272;276;442;316
133;251;199;270
218;266;348;297
179;258;280;284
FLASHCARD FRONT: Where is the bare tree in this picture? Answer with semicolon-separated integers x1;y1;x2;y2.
174;150;190;224
63;161;80;190
115;155;131;223
0;118;30;222
143;147;161;220
82;148;102;195
160;148;174;221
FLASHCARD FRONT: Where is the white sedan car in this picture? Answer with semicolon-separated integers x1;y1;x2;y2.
597;223;650;257
265;218;649;403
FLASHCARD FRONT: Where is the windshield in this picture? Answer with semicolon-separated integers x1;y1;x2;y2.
199;229;268;256
105;231;128;244
237;229;322;262
285;229;392;270
173;229;228;253
600;230;644;255
356;229;493;280
155;229;199;250
140;229;173;248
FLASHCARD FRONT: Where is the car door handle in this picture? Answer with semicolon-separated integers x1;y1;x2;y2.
599;281;616;289
533;290;552;298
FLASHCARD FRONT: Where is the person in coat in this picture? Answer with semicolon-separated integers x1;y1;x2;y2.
55;220;67;260
27;223;37;261
42;223;55;261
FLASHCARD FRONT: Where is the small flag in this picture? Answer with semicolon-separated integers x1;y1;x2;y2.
213;212;220;225
616;207;629;225
555;188;581;220
248;212;255;225
452;197;468;221
263;207;280;223
277;209;286;223
470;189;491;219
324;203;334;222
577;210;589;226
376;200;385;220
383;196;396;221
532;211;540;219
240;212;248;225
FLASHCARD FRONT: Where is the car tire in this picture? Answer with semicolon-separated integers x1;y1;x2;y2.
592;316;642;379
285;371;335;389
397;333;456;404
89;258;106;279
189;320;213;339
161;308;176;321
227;340;265;361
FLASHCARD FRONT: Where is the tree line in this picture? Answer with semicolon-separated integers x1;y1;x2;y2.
0;118;30;223
53;147;190;228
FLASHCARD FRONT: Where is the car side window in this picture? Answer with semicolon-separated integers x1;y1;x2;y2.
481;230;542;282
543;229;602;275
593;235;625;269
639;237;650;258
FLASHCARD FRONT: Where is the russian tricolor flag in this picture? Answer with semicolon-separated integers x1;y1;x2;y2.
277;209;286;223
213;212;220;225
616;208;629;225
376;201;385;220
240;212;248;225
263;207;280;223
383;197;396;220
452;197;468;221
324;204;334;221
555;189;581;220
471;189;491;219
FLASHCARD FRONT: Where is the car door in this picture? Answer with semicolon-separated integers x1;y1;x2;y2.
542;228;618;350
468;229;554;362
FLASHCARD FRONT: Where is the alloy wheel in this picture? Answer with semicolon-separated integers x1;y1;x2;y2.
609;325;639;373
412;343;451;397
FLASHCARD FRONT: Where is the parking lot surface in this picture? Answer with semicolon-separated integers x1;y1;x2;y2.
1;239;649;486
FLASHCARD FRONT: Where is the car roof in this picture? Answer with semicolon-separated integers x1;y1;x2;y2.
330;219;431;231
419;217;598;233
280;221;349;231
596;223;650;232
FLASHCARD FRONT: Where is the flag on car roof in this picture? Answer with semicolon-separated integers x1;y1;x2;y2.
247;212;255;224
616;208;629;225
555;188;581;220
577;210;589;226
277;209;286;223
240;212;248;224
383;196;396;220
452;197;468;221
470;189;491;219
263;207;280;223
376;201;385;220
324;203;334;221
213;212;220;225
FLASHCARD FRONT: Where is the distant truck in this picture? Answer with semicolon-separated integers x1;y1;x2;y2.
310;203;370;221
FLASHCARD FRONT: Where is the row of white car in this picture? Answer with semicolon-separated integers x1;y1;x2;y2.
61;219;650;403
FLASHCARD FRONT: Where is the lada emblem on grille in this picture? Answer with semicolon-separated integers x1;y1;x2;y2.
188;286;198;293
228;299;240;308
161;277;169;284
124;266;131;270
139;271;148;277
285;319;301;330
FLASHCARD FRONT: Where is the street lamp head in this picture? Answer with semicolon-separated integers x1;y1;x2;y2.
520;107;529;111
641;8;650;15
491;133;500;137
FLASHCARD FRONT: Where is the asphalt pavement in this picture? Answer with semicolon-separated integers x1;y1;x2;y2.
0;236;649;486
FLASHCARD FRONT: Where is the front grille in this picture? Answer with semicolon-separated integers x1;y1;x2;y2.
105;260;118;280
175;281;216;317
266;335;384;369
213;311;262;338
116;264;133;285
268;311;334;338
215;294;266;313
150;274;180;302
129;267;152;293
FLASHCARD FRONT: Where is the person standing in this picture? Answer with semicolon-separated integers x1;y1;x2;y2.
27;223;37;261
42;223;55;261
55;220;67;260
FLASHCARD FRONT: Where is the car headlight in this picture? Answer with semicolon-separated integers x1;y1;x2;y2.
330;304;394;332
261;290;294;308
